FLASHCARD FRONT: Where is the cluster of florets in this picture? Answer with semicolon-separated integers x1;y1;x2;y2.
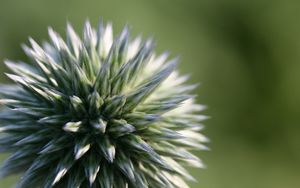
0;20;208;188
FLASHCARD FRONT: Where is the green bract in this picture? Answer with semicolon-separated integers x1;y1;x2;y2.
0;20;208;188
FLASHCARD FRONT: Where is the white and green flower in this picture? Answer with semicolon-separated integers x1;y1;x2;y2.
0;20;208;188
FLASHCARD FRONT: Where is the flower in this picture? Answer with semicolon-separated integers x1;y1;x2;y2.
0;20;208;188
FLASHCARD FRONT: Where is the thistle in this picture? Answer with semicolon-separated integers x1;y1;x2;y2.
0;20;208;188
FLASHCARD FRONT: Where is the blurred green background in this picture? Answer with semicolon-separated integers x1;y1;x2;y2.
0;0;300;187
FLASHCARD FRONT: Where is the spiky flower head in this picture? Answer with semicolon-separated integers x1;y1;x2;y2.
0;20;208;188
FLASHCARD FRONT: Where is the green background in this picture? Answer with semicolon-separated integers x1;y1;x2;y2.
0;0;300;187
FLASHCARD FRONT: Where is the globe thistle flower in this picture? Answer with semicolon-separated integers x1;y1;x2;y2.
0;20;208;188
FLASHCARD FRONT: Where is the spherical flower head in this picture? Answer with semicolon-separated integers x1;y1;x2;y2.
0;20;208;188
